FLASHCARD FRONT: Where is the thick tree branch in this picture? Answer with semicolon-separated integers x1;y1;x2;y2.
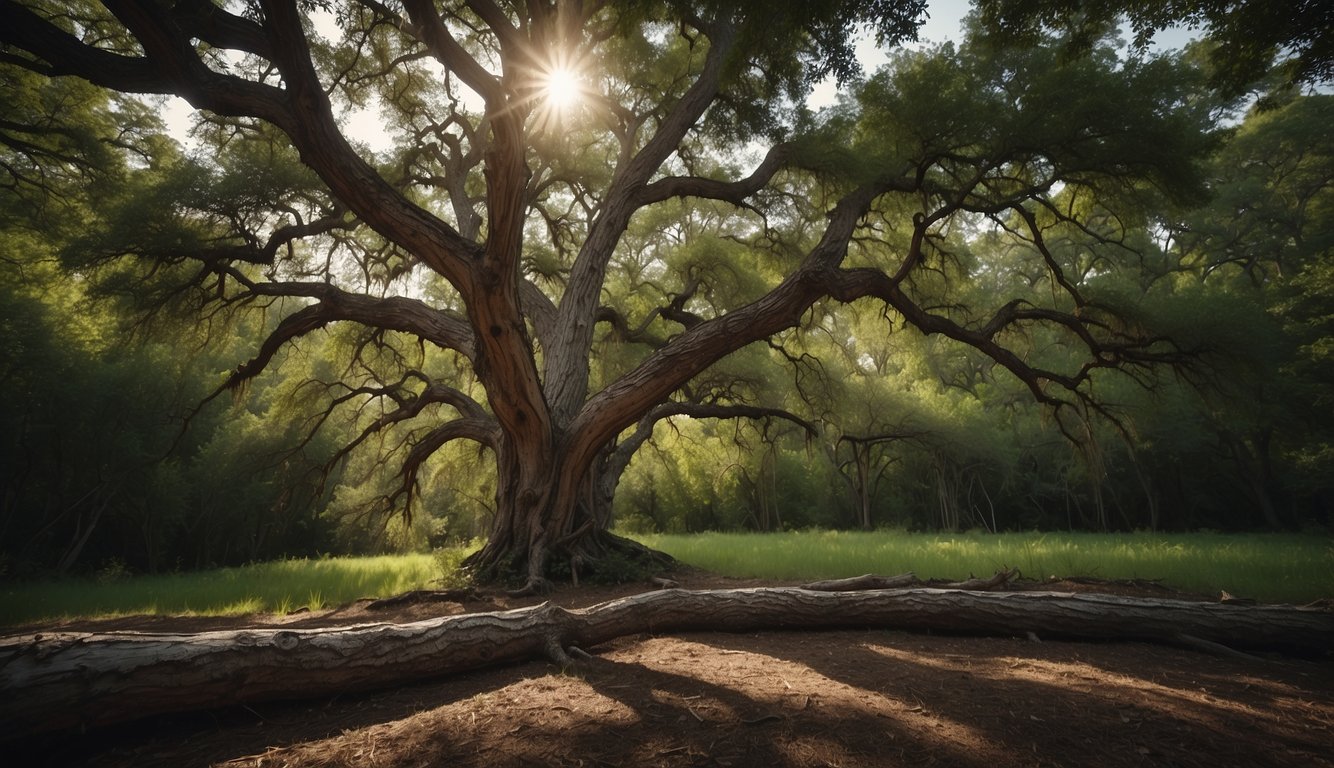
255;0;483;284
323;374;491;465
520;278;558;340
171;0;273;59
400;0;505;106
652;401;819;437
238;283;477;360
594;305;666;346
838;429;926;447
545;17;741;419
389;417;501;510
568;182;882;461
0;1;270;99
827;267;1185;410
636;143;792;208
173;211;352;267
185;285;480;430
607;399;822;484
3;0;487;293
591;275;706;346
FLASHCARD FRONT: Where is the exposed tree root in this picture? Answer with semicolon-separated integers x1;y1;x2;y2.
471;530;677;596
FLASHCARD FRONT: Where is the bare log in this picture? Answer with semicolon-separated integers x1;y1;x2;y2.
3;587;1331;741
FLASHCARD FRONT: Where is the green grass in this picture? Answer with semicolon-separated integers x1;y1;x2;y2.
3;533;1330;626
633;530;1334;604
0;553;444;627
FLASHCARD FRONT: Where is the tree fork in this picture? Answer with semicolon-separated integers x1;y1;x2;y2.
4;588;1331;740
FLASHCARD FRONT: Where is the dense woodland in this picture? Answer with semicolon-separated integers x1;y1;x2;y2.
0;0;1331;582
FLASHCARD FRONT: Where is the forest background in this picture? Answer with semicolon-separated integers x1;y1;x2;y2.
1;0;1331;581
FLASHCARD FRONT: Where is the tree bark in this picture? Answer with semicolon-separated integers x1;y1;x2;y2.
463;435;674;593
3;587;1331;741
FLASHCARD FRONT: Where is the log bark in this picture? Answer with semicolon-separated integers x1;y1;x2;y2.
3;587;1331;741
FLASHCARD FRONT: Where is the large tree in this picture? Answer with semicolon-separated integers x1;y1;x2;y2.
1;0;1229;590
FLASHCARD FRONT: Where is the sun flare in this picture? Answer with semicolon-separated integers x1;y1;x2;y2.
542;66;581;111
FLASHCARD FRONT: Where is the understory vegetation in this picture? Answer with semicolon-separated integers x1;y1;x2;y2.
0;553;441;627
637;531;1334;603
2;533;1327;626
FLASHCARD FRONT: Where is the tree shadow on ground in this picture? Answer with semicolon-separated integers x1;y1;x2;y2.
13;628;1333;768
13;658;547;768
696;629;1334;768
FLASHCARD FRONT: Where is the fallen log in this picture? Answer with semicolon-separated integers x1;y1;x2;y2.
3;586;1331;740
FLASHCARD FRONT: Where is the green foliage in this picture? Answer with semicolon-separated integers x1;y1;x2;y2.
636;530;1334;603
614;83;1333;538
0;87;347;575
2;0;1331;583
975;0;1333;96
0;554;440;626
433;541;482;589
618;0;929;140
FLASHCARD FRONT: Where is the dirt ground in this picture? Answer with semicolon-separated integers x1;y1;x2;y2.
7;572;1333;768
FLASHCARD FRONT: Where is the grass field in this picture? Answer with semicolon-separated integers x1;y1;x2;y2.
0;554;442;627
1;532;1329;626
635;530;1334;603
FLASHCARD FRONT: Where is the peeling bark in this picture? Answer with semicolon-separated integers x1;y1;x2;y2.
3;587;1331;741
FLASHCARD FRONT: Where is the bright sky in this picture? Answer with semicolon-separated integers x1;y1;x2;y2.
919;0;975;45
160;1;977;151
161;1;1198;153
777;0;974;110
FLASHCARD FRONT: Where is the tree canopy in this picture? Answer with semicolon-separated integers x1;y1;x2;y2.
976;0;1333;95
1;0;1330;586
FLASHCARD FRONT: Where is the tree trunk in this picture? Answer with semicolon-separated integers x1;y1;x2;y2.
4;587;1330;741
463;438;558;586
856;446;872;530
464;437;664;590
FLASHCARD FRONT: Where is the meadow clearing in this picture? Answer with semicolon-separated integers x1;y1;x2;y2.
2;531;1329;626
